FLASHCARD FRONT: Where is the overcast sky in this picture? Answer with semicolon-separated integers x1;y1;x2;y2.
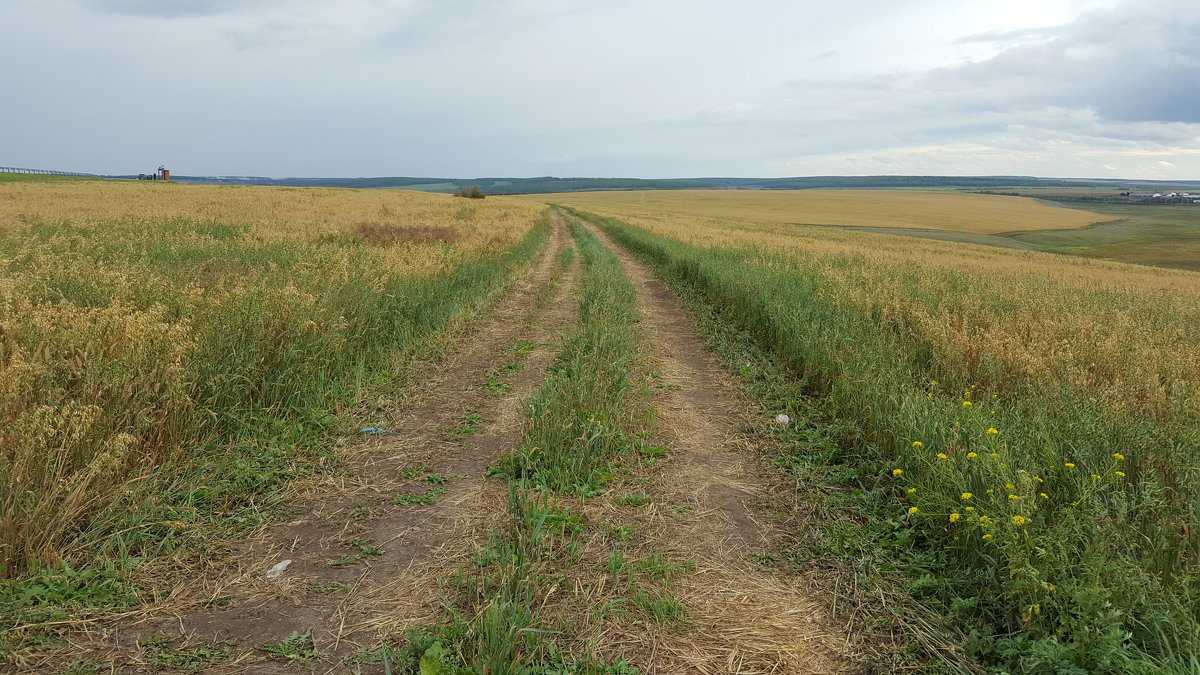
2;0;1197;179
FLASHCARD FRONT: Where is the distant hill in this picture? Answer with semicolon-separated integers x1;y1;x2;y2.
105;174;1200;195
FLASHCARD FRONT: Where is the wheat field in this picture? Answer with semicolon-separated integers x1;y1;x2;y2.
524;189;1115;234
0;180;544;577
0;181;541;276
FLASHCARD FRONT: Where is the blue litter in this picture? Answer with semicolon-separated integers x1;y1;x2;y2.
360;427;394;435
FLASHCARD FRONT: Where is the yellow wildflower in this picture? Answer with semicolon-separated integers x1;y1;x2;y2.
907;487;917;494
979;516;992;525
1008;494;1021;500
937;453;949;460
949;513;961;523
966;452;978;458
1064;463;1075;468
892;468;903;477
1115;471;1126;478
1092;474;1101;480
1112;453;1125;461
990;453;999;458
986;428;999;435
1035;476;1044;483
982;533;993;541
930;380;938;386
1012;515;1026;526
1039;493;1049;499
908;507;919;515
963;401;973;407
1005;484;1015;490
986;489;994;494
965;506;975;511
912;441;924;448
999;463;1008;468
961;492;973;500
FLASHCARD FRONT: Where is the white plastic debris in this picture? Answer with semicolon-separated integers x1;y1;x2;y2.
774;414;791;425
265;559;293;579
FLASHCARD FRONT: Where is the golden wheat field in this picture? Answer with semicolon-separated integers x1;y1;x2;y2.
0;181;542;275
523;189;1115;234
551;198;1200;429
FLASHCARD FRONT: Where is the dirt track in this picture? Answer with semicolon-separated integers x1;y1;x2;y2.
48;212;849;673
577;219;845;674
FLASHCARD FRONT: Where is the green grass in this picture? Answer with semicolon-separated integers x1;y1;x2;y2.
391;488;447;506
488;211;644;496
576;207;1200;673
0;172;101;183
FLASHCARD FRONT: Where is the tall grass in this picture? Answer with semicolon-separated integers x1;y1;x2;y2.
0;208;546;580
578;208;1200;672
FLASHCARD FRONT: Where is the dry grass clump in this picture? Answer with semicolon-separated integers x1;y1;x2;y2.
524;189;1115;234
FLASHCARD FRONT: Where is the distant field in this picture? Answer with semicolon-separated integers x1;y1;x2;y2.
519;189;1115;234
1008;203;1200;271
0;181;539;274
0;171;99;183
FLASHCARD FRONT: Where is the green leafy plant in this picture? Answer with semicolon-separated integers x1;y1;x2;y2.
260;631;324;660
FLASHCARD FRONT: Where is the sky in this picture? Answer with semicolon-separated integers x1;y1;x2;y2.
1;0;1198;179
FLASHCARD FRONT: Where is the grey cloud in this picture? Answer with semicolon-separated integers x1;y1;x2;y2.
73;0;253;18
927;0;1200;123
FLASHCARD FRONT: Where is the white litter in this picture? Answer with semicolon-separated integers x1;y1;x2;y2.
265;559;293;579
775;414;791;425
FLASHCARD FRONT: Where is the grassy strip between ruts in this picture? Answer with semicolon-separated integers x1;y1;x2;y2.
0;212;550;663
573;208;1200;674
345;210;657;673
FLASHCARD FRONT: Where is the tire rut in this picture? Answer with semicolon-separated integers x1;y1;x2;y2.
580;220;848;674
55;215;582;672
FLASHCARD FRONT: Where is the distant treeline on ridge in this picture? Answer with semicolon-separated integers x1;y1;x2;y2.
106;174;1200;195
